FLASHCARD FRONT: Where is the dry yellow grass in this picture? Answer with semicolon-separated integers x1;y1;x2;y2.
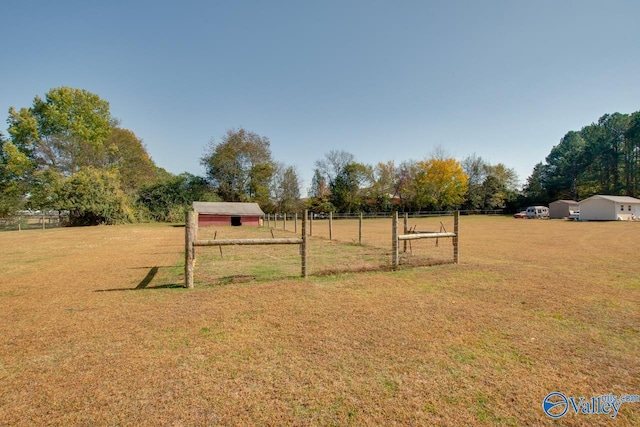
0;217;638;426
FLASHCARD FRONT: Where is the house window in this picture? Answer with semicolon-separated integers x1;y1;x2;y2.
621;205;625;211
630;205;632;211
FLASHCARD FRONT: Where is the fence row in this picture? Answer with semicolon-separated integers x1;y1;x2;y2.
0;214;69;231
266;209;501;221
264;211;460;247
185;210;459;287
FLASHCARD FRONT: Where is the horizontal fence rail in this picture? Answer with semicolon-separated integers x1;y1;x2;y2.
398;232;457;241
392;211;459;270
194;238;303;246
186;209;461;287
185;210;308;288
0;213;69;231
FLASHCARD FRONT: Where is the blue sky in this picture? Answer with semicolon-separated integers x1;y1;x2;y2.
2;1;639;192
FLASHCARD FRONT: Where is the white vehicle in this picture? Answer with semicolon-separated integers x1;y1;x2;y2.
526;206;549;218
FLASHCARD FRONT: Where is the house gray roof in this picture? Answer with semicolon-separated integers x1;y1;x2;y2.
192;202;265;216
580;195;640;204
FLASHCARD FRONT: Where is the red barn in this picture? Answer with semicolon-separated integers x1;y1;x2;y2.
193;202;265;227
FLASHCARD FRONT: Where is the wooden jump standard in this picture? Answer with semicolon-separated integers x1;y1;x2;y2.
392;211;459;270
185;210;308;288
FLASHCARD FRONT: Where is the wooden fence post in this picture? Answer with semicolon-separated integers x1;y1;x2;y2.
403;212;408;253
309;212;313;236
283;213;287;231
358;212;363;245
294;212;298;234
329;211;333;240
392;211;399;270
453;210;459;264
185;211;196;288
302;210;308;278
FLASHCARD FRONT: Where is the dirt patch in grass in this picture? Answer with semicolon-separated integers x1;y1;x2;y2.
0;218;639;425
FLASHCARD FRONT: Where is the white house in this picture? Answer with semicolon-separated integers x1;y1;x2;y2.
578;195;640;221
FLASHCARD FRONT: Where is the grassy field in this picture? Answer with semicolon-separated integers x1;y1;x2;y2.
0;216;638;425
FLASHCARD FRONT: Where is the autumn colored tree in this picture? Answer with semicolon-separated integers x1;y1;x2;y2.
271;163;302;213
413;158;468;210
462;155;519;210
366;161;398;211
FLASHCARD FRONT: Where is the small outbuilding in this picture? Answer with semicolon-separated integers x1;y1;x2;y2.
549;200;579;219
578;195;640;221
193;202;265;227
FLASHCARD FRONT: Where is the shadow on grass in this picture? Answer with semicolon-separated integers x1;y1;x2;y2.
97;259;456;291
136;266;159;289
95;266;184;292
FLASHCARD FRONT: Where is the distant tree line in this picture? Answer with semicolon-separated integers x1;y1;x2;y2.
0;87;304;224
305;149;519;214
4;86;635;225
523;111;640;205
0;87;520;225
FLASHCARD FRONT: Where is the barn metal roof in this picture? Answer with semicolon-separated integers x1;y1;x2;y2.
192;202;265;216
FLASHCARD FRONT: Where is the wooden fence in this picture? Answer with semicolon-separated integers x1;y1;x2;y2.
0;213;68;231
184;210;309;288
266;211;365;244
184;210;460;287
392;211;459;270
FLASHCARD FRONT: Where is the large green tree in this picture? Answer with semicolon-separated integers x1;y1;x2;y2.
543;131;588;201
201;128;275;205
329;162;371;213
524;110;640;202
624;112;640;196
106;127;157;192
3;87;167;224
56;167;133;225
7;87;113;175
137;173;219;222
0;135;29;215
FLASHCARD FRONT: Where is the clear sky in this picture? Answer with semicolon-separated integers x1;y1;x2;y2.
2;0;639;192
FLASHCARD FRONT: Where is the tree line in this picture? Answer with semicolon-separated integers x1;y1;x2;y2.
4;86;634;225
305;150;519;214
1;87;520;225
523;111;640;205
